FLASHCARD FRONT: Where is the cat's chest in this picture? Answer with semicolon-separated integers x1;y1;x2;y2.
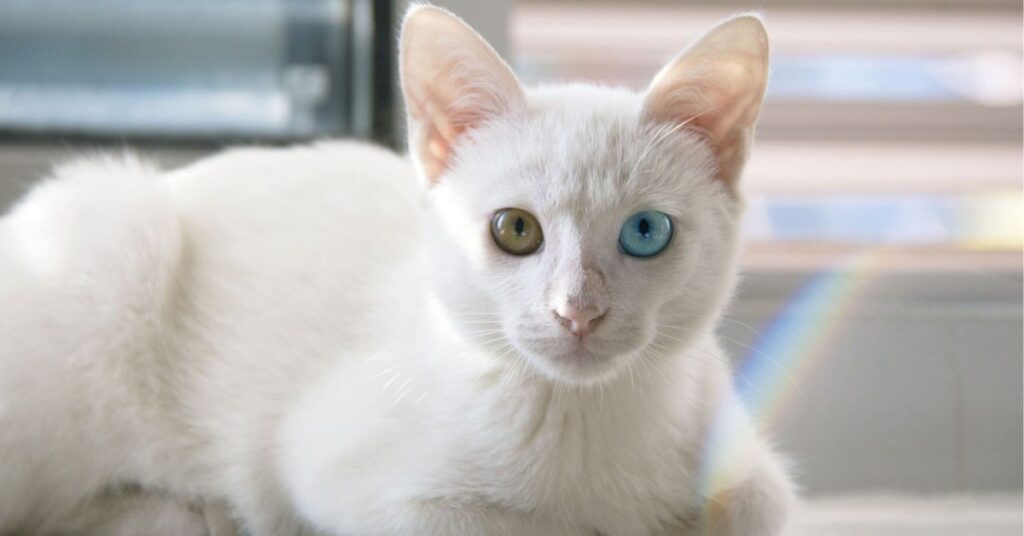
283;352;706;534
430;383;702;530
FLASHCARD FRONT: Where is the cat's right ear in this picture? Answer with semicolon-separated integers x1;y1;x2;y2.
400;5;526;185
642;15;769;193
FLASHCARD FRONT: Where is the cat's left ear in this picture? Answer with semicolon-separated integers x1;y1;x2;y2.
400;5;526;185
642;15;769;192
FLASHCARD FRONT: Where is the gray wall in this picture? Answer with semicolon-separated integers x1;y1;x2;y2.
721;271;1023;494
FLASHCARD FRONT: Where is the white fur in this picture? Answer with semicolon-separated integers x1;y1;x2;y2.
0;7;794;536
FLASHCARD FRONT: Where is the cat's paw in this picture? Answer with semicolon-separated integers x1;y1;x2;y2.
699;460;795;536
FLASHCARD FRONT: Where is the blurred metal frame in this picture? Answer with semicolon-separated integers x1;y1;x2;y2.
347;0;396;146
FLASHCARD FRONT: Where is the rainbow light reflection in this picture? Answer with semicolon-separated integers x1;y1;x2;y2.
697;251;877;521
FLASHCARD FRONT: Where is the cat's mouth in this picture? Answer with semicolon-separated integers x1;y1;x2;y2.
511;332;635;385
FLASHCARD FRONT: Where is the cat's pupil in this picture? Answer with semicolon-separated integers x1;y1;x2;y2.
515;217;525;235
638;218;650;238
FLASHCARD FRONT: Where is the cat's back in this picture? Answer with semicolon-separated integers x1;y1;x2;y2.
165;140;424;353
1;139;418;354
168;140;417;246
168;140;420;282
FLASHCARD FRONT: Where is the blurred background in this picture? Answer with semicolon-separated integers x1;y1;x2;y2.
0;0;1020;533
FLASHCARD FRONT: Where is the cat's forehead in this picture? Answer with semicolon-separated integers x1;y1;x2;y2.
455;85;716;219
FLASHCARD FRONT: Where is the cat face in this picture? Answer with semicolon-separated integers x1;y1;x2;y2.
401;7;769;384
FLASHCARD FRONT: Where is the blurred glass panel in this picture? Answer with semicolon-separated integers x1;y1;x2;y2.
0;0;371;139
770;54;1022;104
745;193;1023;249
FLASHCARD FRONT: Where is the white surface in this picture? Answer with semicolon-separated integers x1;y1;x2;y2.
794;495;1023;536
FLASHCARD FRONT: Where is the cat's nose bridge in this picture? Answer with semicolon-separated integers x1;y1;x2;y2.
544;218;610;311
550;258;610;328
576;264;608;302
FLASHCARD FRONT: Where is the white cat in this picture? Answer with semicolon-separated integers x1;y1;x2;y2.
0;5;795;535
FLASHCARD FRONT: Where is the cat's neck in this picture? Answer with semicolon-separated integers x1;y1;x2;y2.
420;321;717;457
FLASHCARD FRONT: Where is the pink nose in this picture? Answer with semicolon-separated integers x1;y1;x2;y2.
553;306;607;338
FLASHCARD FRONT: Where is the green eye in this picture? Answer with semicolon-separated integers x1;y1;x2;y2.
491;208;543;256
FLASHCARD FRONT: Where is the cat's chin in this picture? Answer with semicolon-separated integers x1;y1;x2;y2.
518;345;629;386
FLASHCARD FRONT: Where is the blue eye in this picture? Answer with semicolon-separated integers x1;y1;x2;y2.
619;210;673;258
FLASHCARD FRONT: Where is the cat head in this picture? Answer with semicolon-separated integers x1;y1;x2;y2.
400;6;769;385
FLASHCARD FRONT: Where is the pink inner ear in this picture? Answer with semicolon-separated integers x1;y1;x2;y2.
410;72;523;183
400;7;525;184
643;99;733;190
641;17;769;191
643;59;766;190
407;85;463;183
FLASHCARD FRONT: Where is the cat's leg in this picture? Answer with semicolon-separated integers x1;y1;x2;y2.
675;367;795;536
652;378;795;536
698;452;795;536
652;450;793;536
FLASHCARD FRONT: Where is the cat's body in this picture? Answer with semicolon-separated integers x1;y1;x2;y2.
0;7;794;536
0;142;415;533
